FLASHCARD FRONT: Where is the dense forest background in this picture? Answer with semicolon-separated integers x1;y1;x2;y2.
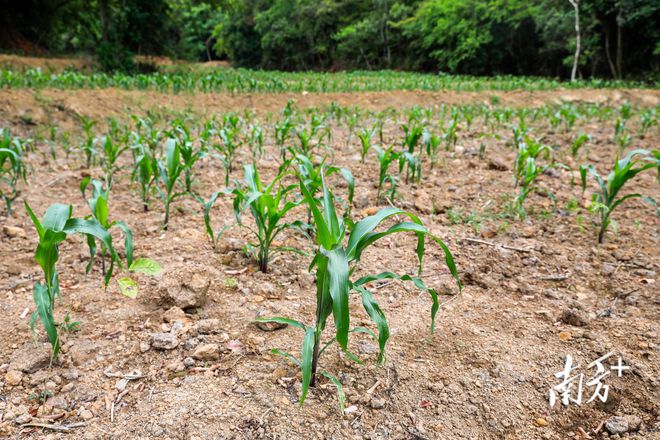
1;0;658;79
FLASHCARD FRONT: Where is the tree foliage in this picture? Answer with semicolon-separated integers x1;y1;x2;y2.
1;0;657;77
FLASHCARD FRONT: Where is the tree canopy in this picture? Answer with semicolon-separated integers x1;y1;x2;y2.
1;0;658;78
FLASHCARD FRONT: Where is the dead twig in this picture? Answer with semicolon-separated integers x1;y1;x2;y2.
459;237;532;253
537;272;571;281
21;422;86;432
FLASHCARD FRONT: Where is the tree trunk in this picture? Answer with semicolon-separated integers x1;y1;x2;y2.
569;0;580;81
99;0;109;44
616;21;623;79
604;31;618;79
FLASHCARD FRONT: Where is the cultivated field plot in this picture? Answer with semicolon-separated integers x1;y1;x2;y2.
0;62;659;440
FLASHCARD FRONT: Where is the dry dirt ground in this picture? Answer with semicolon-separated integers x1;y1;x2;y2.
0;82;659;440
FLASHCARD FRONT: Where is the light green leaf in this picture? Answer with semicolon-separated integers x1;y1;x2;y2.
129;258;162;275
118;277;138;299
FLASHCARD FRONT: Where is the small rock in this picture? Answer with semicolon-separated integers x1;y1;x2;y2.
5;370;23;386
3;225;26;238
158;264;211;309
192;343;219;361
488;158;508;171
357;341;378;355
184;337;200;350
47;395;69;410
15;414;32;425
61;383;75;393
560;308;589;327
165;360;185;372
151;333;179;350
116;378;129;391
183;357;195;368
371;397;386;409
139;341;151;353
605;416;629;434
9;343;51;373
61;369;80;381
3;411;15;422
162;306;187;323
255;310;287;332
193;319;222;335
80;409;94;421
257;282;278;298
535;417;549;427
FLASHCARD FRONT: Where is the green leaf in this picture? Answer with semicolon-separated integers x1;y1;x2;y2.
300;326;315;406
322;246;350;350
254;317;306;330
356;286;389;364
118;277;138;299
129;258;162;275
270;348;301;367
320;370;345;415
33;282;59;359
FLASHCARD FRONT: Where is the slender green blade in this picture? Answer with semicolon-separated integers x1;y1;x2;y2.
320;370;345;415
300;326;315;405
254;317;306;330
33;282;59;359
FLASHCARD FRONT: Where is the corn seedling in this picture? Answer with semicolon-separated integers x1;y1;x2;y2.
168;122;205;193
422;129;441;168
638;108;657;138
232;164;302;272
571;133;591;158
25;202;120;359
374;146;401;202
514;136;553;188
357;127;376;163
399;151;422;184
100;135;127;187
79;116;97;167
157;138;186;230
80;177;134;275
296;153;354;219
249;123;264;160
197;190;232;250
131;143;158;211
256;175;460;411
0;129;27;216
512;156;555;218
580;149;659;243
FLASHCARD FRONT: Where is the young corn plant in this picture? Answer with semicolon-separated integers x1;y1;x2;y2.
0;130;27;216
156;139;186;230
422;129;441;168
580;149;659;243
131;143;158;211
357;127;376;163
296;153;354;219
571;133;591;158
512;157;555;218
374;146;401;203
232;164;302;273
514;136;553;188
100;135;127;187
215;119;242;186
248;123;264;160
170;123;206;193
80;177;133;275
24;202;120;360
197;190;232;250
256;176;461;411
274;117;294;161
79;116;97;168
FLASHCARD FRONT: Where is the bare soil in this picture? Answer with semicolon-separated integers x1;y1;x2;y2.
0;84;659;440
